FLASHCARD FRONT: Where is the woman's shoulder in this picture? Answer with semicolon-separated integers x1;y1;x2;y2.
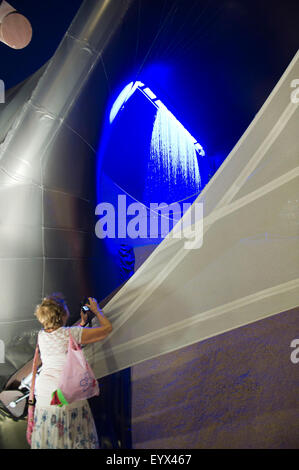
63;325;83;343
38;327;66;341
62;326;82;333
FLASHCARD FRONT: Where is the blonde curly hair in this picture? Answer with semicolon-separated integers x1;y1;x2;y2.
34;293;68;330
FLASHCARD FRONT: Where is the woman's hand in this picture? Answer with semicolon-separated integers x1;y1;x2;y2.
80;309;89;326
87;297;101;315
80;297;112;344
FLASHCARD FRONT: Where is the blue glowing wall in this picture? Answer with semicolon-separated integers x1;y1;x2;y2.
97;83;208;244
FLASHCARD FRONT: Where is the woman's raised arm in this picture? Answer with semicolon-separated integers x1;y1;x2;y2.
80;297;113;345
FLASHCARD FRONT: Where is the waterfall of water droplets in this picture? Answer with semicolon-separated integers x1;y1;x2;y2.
144;107;201;205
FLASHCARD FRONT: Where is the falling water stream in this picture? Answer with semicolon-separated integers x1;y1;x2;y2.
144;107;202;206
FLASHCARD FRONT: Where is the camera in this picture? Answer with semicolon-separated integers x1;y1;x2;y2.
81;297;90;312
80;297;92;326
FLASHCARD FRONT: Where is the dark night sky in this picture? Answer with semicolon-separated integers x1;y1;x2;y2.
0;0;84;89
0;0;298;163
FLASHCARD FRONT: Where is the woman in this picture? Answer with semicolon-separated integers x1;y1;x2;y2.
31;293;113;449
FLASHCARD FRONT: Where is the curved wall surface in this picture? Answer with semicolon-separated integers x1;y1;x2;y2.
0;0;135;390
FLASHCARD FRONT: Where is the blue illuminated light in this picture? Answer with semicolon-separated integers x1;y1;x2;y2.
143;105;202;204
98;78;208;245
109;81;144;124
109;82;205;157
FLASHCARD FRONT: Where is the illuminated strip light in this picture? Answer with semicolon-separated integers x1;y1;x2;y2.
142;87;157;100
109;81;145;124
110;81;205;157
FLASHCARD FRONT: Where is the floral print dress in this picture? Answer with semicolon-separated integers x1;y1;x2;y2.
31;399;99;449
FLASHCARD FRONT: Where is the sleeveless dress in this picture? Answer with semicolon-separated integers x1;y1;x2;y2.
31;326;99;449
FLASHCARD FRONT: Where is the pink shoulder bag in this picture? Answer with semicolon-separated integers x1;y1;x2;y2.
50;331;99;406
